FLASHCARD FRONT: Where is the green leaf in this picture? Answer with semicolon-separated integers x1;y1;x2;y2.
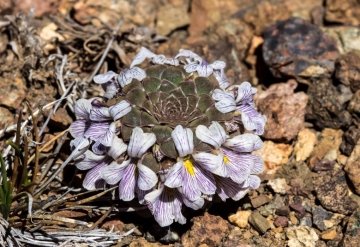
122;79;143;94
159;80;177;93
142;100;154;114
193;132;213;152
146;64;167;79
143;77;161;93
152;125;173;143
169;88;186;98
205;107;233;122
122;108;141;127
188;116;210;128
126;88;146;107
141;153;160;173
161;67;184;85
197;94;215;112
121;125;134;141
195;77;214;95
179;81;196;95
160;140;178;159
140;112;159;126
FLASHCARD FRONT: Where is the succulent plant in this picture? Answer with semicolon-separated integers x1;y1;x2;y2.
69;47;266;227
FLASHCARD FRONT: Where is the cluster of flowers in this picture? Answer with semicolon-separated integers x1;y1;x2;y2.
69;47;266;227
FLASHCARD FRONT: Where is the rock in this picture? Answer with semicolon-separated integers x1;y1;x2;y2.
0;77;26;109
339;207;360;247
48;108;73;129
294;129;317;162
289;212;299;225
73;0;157;29
251;195;272;208
267;178;288;195
0;107;13;129
248;211;271;234
262;17;339;83
156;2;190;36
253;141;293;174
255;80;308;141
309;128;343;170
274;216;288;228
321;229;337;240
325;0;360;26
306;78;351;130
188;0;243;37
286;226;319;247
344;139;360;195
276;206;291;216
313;206;333;231
321;26;360;54
299;216;313;227
181;212;228;247
348;90;360;116
335;52;360;93
289;203;306;217
146;224;179;244
316;169;358;215
129;238;162;247
101;217;124;232
228;210;251;228
340;126;360;156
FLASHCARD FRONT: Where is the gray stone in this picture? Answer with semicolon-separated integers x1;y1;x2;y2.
249;211;271;234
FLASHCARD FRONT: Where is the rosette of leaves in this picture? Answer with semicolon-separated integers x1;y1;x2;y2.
118;64;232;164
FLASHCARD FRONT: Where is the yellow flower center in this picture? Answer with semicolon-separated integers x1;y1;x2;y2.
223;155;230;164
183;159;195;176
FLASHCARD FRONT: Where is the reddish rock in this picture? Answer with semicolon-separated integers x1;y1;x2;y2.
274;216;288;228
340;126;360;156
344;139;360;195
340;207;360;246
48;108;73;130
256;80;308;141
181;212;228;247
262;17;339;83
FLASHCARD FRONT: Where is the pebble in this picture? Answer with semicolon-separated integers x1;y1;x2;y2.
320;229;337;240
294;128;317;162
228;210;251;228
344;139;360;195
276;206;291;216
274;216;288;228
251;195;272;208
146;224;179;244
0;77;26;109
289;212;299;226
299;216;313;227
248;212;271;234
267;178;288;195
0;107;13;129
286;226;319;247
341;207;360;246
289;203;306;217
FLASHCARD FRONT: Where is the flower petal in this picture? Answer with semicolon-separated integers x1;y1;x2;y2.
184;62;199;74
130;47;156;68
215;176;247;201
152;55;166;64
246;175;261;189
144;185;164;214
119;163;136;201
211;60;226;70
109;100;131;120
195;121;226;149
75;150;106;170
128;127;156;158
84;122;110;140
89;107;111;121
137;163;158;190
251;155;264;174
100;159;130;185
197;64;213;77
164;161;183;188
70;136;90;158
100;122;116;147
223;133;263;153
92;141;107;155
118;69;132;87
212;88;234;102
83;162;107;190
175;49;202;63
192;152;227;176
235;82;257;104
213;70;229;89
222;148;253;184
130;67;146;81
171;125;194;157
164;58;179;66
74;99;92;119
236;104;267;135
107;136;127;160
177;188;204;210
93;71;117;84
69;120;90;138
102;81;119;99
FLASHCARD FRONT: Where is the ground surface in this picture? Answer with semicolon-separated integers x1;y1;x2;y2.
1;0;360;246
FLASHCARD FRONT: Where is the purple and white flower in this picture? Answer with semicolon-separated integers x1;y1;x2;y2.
69;98;131;154
194;121;264;189
74;136;127;190
100;127;158;202
130;47;179;69
93;71;121;99
144;184;204;227
164;125;217;201
212;82;267;135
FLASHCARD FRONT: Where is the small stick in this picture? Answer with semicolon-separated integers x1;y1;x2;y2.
88;205;114;230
